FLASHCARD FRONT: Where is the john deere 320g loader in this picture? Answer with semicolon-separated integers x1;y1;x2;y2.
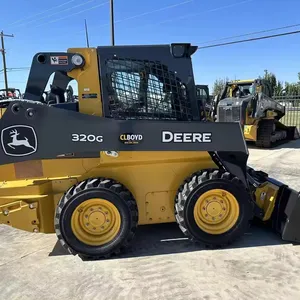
0;44;299;259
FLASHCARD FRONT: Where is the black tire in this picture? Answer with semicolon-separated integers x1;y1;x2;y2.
255;119;274;148
54;178;138;259
175;169;254;248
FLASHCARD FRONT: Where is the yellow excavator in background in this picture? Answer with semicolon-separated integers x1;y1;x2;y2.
213;79;299;148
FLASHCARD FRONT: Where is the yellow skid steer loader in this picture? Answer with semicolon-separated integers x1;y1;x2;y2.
0;44;299;259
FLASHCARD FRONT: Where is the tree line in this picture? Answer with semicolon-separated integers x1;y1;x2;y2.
212;70;300;96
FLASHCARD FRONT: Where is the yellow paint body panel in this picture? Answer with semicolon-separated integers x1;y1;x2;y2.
266;111;278;118
243;124;258;142
0;108;6;118
228;79;255;85
67;47;102;116
0;150;217;233
254;182;279;221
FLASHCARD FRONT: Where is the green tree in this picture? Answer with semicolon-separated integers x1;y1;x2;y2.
262;70;278;95
284;76;300;95
212;77;229;96
273;80;284;96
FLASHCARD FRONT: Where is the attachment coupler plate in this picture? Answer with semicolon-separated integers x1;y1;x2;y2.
280;187;300;243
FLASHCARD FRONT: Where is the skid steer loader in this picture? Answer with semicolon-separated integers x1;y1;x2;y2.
0;44;299;260
214;79;299;148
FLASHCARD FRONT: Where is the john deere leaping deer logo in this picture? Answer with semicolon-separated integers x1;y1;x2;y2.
8;129;35;150
1;125;37;157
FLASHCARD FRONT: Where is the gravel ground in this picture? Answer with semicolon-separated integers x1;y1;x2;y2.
1;140;300;300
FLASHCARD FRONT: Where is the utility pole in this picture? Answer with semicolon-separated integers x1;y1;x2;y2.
84;19;90;48
110;0;115;46
0;31;14;96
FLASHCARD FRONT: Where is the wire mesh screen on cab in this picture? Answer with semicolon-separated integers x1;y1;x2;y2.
105;58;193;121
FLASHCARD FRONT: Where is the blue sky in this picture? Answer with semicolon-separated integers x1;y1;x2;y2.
1;0;300;94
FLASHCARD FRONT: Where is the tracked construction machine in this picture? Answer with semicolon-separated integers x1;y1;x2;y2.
214;79;299;148
0;44;299;260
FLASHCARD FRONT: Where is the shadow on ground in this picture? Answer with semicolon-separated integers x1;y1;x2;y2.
49;222;294;261
247;138;300;150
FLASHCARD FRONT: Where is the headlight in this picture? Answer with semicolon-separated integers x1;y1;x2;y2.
71;54;85;67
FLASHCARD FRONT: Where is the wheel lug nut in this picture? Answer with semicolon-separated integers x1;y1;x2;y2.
85;215;88;218
202;207;206;210
106;219;110;222
93;227;96;230
86;223;89;226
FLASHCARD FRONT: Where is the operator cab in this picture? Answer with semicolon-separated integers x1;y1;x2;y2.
22;44;202;121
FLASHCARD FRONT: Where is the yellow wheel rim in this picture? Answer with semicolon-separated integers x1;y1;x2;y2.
71;198;121;246
193;189;239;235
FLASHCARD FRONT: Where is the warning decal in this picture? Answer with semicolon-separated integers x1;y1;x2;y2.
82;93;98;99
50;56;68;65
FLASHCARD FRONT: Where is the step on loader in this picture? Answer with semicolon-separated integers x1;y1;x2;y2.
0;44;299;259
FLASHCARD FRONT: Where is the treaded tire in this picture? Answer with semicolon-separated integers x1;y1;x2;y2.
255;119;274;148
175;169;254;248
54;178;138;259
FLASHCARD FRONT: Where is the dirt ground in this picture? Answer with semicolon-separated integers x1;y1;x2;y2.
1;140;300;300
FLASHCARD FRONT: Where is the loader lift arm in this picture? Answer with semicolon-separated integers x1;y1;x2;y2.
0;100;250;189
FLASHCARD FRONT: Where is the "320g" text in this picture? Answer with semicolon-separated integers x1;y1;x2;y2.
71;134;103;143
